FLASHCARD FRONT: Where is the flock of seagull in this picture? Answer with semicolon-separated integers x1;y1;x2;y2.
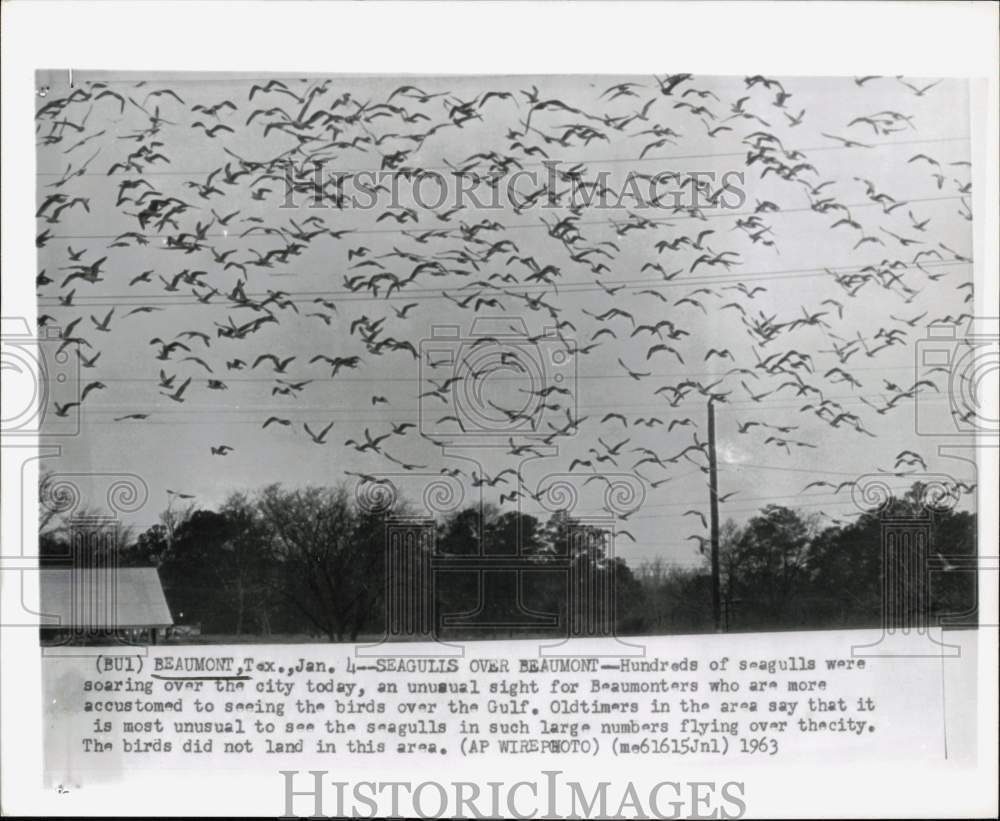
35;72;976;545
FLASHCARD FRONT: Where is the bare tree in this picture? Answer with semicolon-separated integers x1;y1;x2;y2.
256;484;385;641
216;493;275;636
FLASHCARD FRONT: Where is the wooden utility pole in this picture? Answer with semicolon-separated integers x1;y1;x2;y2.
707;396;722;632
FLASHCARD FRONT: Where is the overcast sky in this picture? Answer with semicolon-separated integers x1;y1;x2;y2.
35;71;976;565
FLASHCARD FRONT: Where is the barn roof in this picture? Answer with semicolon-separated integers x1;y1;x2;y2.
40;568;173;629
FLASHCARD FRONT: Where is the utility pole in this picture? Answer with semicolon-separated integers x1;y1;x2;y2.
707;396;722;632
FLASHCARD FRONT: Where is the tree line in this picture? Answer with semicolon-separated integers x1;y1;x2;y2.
39;477;977;640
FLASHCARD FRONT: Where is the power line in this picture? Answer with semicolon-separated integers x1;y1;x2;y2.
40;192;969;243
719;461;882;477
58;359;947;384
71;390;952;414
37;256;971;307
35;133;972;178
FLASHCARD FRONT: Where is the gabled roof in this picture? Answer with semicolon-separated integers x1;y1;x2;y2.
40;567;173;628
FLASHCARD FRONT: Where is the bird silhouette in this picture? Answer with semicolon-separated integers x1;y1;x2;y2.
303;421;335;444
30;71;975;532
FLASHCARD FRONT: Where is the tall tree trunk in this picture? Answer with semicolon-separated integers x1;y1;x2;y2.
235;585;244;636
